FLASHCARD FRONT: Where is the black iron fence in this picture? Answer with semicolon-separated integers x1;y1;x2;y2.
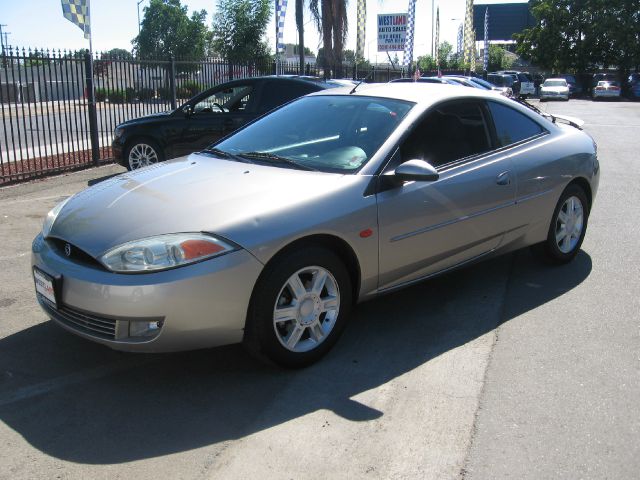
0;47;404;185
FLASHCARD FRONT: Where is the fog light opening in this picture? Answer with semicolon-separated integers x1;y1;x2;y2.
129;319;164;338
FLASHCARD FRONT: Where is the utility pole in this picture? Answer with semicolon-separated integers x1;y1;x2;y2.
137;0;145;36
0;24;6;69
431;0;435;57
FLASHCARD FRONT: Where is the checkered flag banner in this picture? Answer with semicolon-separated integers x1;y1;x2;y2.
483;8;489;71
61;0;90;40
471;29;477;71
463;0;474;66
356;0;366;59
276;0;288;54
435;7;440;68
402;0;417;69
457;24;463;54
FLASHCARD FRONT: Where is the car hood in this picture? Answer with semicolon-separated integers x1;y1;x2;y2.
118;110;173;126
49;154;362;258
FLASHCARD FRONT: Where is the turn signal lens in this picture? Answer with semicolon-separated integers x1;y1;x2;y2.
100;233;237;273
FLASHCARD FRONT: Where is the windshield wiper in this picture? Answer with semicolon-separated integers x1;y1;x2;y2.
237;151;318;171
200;147;254;163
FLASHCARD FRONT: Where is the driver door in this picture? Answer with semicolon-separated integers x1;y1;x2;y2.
174;82;257;156
376;100;518;291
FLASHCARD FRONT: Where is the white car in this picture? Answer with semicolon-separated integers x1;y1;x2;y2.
540;78;570;101
592;81;621;100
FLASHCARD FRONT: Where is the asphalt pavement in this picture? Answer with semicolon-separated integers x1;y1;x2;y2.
0;99;638;479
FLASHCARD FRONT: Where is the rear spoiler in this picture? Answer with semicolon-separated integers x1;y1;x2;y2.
552;114;585;129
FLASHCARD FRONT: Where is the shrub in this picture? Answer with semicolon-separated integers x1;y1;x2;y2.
108;89;126;103
125;87;136;102
95;87;107;102
136;87;155;101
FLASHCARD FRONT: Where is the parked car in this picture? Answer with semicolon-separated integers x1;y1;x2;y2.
112;76;342;170
540;78;570;101
34;83;599;367
556;74;583;97
493;71;536;98
592;80;622;100
390;77;452;84
589;73;618;96
444;75;513;97
628;73;640;99
487;73;516;94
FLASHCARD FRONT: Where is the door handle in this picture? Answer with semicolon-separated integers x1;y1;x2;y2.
496;171;511;186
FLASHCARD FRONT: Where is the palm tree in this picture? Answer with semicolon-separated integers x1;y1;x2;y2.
296;0;305;72
309;0;348;78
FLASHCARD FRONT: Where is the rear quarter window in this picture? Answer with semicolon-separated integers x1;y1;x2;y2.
487;101;545;147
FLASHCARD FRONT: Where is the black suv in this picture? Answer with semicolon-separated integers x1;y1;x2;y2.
112;76;342;170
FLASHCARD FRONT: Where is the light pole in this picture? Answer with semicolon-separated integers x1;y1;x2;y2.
137;0;145;36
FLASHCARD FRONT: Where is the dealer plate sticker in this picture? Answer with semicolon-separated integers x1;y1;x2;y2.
34;269;57;308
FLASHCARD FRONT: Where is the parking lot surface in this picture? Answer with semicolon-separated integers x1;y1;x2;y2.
0;99;638;479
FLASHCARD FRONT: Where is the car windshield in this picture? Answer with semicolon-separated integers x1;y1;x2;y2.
544;80;567;87
212;95;414;173
490;76;513;87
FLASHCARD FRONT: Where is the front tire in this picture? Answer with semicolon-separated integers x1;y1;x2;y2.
125;139;164;170
532;184;590;265
243;247;353;368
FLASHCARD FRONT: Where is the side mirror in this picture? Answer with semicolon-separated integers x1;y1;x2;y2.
182;104;193;117
394;159;439;183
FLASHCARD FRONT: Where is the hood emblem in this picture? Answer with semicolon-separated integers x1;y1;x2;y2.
64;243;72;257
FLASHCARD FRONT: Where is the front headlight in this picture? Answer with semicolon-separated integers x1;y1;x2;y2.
42;196;72;238
113;126;125;140
99;233;237;273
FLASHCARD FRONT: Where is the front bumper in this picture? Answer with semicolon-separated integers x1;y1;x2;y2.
111;137;125;163
31;234;264;352
540;91;569;100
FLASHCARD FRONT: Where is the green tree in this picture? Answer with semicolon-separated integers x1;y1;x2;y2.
417;54;436;72
515;0;639;79
211;0;272;64
310;0;349;77
133;0;211;61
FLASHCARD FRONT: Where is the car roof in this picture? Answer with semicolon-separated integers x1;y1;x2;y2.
309;82;505;106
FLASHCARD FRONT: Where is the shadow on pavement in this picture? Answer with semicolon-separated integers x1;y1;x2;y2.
0;250;592;464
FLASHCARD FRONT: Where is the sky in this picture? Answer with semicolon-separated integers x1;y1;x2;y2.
0;0;527;61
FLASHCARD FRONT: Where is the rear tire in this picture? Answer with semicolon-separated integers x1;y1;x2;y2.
532;184;590;265
243;247;352;368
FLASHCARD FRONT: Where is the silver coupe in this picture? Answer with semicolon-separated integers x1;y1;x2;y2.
32;84;599;367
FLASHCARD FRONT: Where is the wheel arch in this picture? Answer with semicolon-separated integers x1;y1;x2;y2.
257;234;362;304
566;177;592;210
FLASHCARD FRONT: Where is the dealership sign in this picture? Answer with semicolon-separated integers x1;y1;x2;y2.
377;13;408;52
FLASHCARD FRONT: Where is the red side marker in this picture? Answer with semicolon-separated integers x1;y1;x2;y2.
359;228;374;238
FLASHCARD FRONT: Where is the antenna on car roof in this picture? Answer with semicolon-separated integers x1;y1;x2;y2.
349;70;375;94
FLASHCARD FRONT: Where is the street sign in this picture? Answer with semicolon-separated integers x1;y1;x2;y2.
377;13;408;52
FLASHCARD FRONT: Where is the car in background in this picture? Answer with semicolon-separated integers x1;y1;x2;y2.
556;74;583;97
589;73;618;96
444;75;513;97
112;76;342;170
592;80;622;100
540;78;570;101
34;83;599;367
628;73;640;99
390;77;453;85
493;71;536;98
488;73;516;94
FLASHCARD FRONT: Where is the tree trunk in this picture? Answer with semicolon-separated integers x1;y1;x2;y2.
321;0;334;78
296;0;305;73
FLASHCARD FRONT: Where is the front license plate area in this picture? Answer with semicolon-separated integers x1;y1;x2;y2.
33;267;59;309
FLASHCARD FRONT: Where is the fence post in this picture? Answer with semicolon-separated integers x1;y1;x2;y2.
169;55;177;110
84;52;100;166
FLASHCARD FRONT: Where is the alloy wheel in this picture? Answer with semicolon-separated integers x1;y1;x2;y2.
272;266;340;353
128;143;159;170
555;195;584;254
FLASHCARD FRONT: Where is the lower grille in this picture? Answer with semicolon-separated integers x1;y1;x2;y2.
39;295;117;340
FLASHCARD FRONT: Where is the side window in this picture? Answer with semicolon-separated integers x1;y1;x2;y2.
399;101;492;168
487;101;544;147
259;81;316;113
194;84;254;114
